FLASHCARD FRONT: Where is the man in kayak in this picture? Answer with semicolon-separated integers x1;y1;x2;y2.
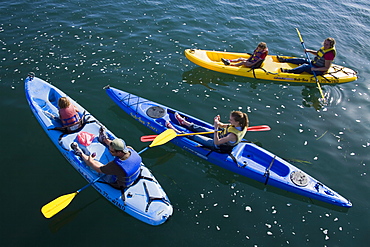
173;111;249;153
277;37;336;75
71;130;141;190
221;42;268;68
58;97;81;131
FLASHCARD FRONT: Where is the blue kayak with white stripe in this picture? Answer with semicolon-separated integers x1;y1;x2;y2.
25;74;173;225
104;86;352;208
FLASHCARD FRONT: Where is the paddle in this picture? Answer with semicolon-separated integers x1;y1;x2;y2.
41;176;102;218
41;133;171;218
140;125;271;142
296;28;325;101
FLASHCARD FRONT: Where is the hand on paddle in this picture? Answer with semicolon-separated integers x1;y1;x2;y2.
140;125;271;142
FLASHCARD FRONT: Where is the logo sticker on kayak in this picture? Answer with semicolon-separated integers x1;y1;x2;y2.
147;106;166;118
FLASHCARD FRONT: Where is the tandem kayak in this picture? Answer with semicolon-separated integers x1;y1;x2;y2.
25;74;173;225
105;86;352;208
184;49;358;84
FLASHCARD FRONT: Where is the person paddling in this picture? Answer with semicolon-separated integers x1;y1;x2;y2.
277;37;336;75
173;111;249;153
71;129;142;190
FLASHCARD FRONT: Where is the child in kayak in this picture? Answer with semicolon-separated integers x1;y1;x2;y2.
58;97;80;127
173;111;249;153
58;97;81;131
221;42;268;68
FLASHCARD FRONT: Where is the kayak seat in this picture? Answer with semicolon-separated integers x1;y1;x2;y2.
48;88;63;107
247;59;269;80
33;97;63;126
250;59;265;69
33;97;58;114
49;112;95;134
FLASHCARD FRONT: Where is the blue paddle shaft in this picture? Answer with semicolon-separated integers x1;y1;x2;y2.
77;175;104;193
296;28;315;72
296;28;325;100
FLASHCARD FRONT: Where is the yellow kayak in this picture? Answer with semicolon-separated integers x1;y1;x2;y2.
184;49;358;84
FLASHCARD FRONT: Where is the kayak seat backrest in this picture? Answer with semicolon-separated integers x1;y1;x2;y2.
33;97;57;114
48;88;63;108
33;97;62;126
234;144;290;177
250;59;265;69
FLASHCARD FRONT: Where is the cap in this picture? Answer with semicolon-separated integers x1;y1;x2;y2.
110;138;129;153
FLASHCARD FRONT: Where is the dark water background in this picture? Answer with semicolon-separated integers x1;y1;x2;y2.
1;0;370;246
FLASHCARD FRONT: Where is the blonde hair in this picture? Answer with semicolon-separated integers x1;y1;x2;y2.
58;97;71;109
231;111;249;129
325;37;335;48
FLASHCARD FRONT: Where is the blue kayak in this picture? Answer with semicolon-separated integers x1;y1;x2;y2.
105;86;352;208
25;74;173;225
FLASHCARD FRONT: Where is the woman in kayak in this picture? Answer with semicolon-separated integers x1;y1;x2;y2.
71;131;142;190
174;111;249;153
277;37;336;75
58;97;81;130
221;42;268;68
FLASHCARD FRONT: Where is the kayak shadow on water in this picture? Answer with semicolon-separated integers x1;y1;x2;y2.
182;67;340;111
48;197;102;233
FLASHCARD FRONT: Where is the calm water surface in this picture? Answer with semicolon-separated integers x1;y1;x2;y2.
1;0;370;246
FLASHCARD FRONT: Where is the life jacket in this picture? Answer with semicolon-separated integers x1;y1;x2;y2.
49;112;93;134
59;105;80;127
219;125;247;146
249;48;268;63
113;149;142;187
312;47;336;68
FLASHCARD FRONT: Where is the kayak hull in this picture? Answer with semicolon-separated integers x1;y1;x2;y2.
184;49;358;84
105;86;352;208
25;75;173;225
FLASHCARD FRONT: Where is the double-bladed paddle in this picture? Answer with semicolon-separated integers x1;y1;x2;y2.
296;28;325;101
140;125;271;142
40;131;174;219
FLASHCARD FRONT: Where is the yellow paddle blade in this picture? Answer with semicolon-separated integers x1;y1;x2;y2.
41;192;78;218
296;28;304;43
149;129;177;147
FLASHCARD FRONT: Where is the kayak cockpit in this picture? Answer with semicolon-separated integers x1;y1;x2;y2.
230;143;290;177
